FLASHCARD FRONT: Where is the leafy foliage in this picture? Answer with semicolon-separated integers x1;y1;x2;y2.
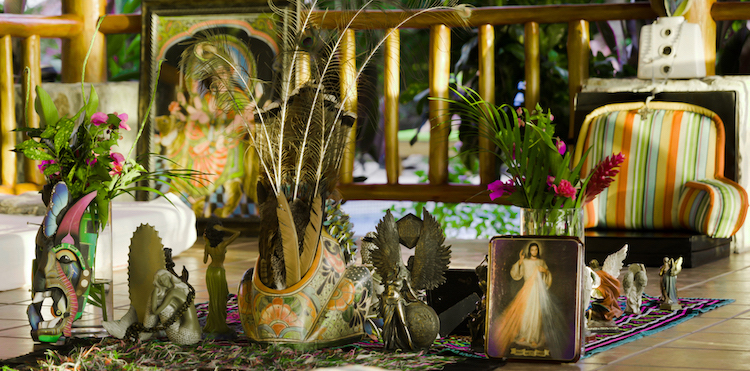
107;0;142;81
388;157;519;239
446;87;623;209
15;64;205;228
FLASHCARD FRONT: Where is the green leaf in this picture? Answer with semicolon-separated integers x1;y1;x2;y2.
34;86;59;127
15;139;48;152
43;163;60;176
53;119;75;157
22;147;54;161
85;85;99;118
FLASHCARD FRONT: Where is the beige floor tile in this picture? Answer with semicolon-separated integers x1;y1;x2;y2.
663;332;750;351
579;344;649;365
594;366;712;371
698;318;750;334
0;319;29;331
0;337;37;361
0;304;31;320
0;325;32;338
696;304;750;318
616;347;750;370
0;288;30;305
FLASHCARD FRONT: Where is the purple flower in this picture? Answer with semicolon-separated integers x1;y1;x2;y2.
547;176;555;188
110;152;125;164
555;137;566;155
91;112;108;126
85;158;97;166
109;152;125;176
116;113;130;131
488;179;516;200
37;159;56;173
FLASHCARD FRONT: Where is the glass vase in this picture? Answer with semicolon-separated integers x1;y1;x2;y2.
71;205;114;337
519;207;584;243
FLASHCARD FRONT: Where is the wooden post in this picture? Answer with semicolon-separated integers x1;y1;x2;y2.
567;20;589;140
0;35;16;188
339;29;357;185
22;35;45;185
61;0;107;82
478;24;496;185
686;0;716;75
524;22;540;113
429;24;450;186
384;29;400;185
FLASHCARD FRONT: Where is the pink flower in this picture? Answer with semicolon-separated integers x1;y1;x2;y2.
38;159;56;173
109;152;125;176
116;113;130;131
552;179;577;200
555;137;566;155
547;176;556;188
584;152;626;204
85;158;97;166
488;179;516;200
91;112;108;126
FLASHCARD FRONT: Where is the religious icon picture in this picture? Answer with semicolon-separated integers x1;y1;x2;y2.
486;236;584;362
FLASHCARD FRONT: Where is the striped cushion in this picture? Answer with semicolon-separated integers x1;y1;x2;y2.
679;180;747;238
575;102;748;237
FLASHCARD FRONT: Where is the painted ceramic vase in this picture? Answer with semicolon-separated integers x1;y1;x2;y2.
238;231;373;349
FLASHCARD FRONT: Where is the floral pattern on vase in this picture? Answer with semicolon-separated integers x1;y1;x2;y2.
238;232;373;349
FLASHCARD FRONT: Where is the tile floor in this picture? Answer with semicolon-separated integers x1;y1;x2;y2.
3;237;750;370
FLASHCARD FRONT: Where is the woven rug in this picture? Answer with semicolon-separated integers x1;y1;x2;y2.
195;293;733;360
195;293;734;360
6;294;732;370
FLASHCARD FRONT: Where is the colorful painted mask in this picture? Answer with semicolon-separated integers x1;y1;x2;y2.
28;182;99;343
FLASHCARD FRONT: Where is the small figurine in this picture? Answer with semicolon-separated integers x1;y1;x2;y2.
370;210;451;350
622;263;648;314
587;244;628;330
659;257;683;310
202;221;241;339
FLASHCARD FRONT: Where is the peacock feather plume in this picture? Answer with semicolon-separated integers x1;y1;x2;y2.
182;0;466;289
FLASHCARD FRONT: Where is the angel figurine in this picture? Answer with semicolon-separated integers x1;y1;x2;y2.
370;210;451;350
659;257;683;310
622;263;648;314
587;244;628;330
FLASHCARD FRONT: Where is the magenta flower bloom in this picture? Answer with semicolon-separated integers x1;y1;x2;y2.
584;152;626;204
85;158;97;166
547;176;555;188
109;152;125;176
552;179;577;200
116;113;130;131
37;159;56;173
91;112;108;126
488;179;516;200
555;137;566;155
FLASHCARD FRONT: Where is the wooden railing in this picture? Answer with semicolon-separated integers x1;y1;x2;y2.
1;1;749;203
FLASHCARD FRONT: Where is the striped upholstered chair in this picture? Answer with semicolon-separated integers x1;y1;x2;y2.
574;102;748;239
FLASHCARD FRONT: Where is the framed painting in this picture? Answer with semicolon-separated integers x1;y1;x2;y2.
138;0;289;218
486;236;585;362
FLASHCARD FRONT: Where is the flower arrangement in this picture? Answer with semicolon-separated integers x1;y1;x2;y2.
450;88;624;210
14;82;203;228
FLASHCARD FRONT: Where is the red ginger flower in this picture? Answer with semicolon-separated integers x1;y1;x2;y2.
584;152;625;204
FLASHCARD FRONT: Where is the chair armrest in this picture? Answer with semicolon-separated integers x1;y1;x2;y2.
678;179;749;238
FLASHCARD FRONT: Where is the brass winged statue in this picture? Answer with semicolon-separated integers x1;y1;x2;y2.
368;209;451;350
